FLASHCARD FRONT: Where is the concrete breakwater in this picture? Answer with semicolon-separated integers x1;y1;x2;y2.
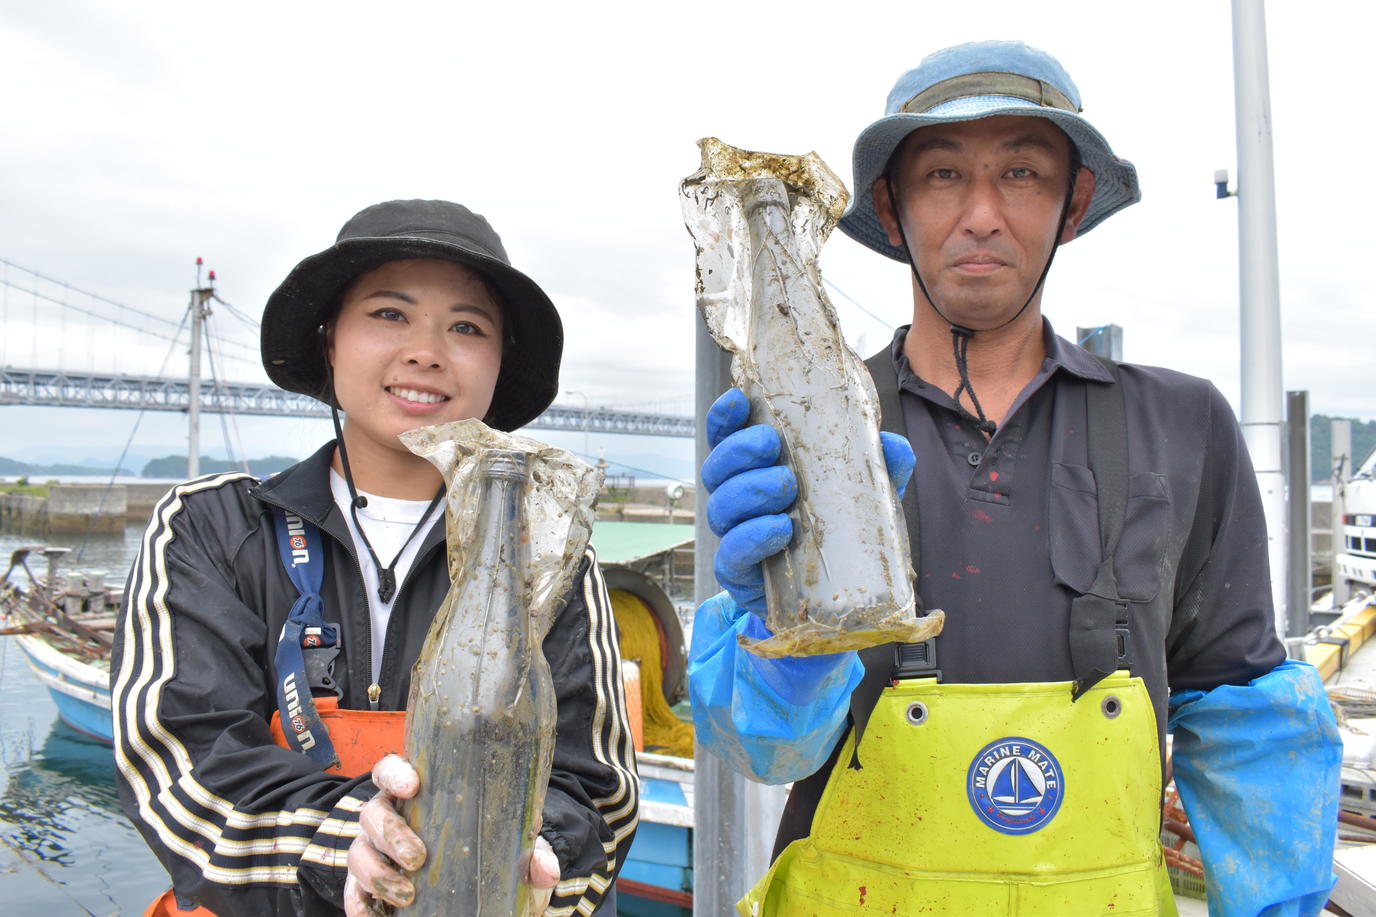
0;482;172;535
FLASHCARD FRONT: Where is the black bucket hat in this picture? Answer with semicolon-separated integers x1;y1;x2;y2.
261;199;563;432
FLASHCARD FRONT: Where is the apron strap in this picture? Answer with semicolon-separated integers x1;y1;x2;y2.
849;350;1131;755
1067;357;1132;700
845;348;929;765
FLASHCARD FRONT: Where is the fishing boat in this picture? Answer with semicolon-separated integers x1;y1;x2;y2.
0;523;701;915
587;522;697;916
0;545;116;743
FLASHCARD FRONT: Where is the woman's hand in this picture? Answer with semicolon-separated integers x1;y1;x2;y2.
345;755;425;914
523;835;560;916
343;754;562;916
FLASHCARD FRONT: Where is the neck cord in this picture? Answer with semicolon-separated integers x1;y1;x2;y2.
885;169;1076;437
324;354;444;604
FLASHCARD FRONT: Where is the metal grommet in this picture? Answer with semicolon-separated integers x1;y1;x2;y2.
905;701;928;725
1101;694;1122;719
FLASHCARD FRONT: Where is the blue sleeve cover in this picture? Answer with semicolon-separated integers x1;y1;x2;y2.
687;592;863;785
1168;659;1342;917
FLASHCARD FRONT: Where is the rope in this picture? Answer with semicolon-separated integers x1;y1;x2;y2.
610;589;693;758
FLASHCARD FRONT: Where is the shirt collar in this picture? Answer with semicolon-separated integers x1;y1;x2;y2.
888;318;1115;392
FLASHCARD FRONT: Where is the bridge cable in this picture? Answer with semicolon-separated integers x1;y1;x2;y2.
211;293;260;331
822;277;897;331
0;258;184;330
73;308;191;562
202;314;251;475
0;277;262;368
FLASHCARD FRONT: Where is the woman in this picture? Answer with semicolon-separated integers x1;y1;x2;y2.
112;200;639;916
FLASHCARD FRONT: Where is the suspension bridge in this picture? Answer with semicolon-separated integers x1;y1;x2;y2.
0;259;693;438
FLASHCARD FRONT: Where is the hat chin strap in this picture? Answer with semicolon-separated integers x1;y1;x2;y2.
884;175;1075;436
321;339;443;604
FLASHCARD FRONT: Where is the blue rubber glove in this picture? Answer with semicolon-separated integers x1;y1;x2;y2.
688;592;863;783
702;387;915;616
1168;660;1340;917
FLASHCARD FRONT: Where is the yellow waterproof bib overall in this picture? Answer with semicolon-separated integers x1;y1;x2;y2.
740;672;1174;916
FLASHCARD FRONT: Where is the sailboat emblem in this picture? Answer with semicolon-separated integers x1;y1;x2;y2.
966;736;1064;834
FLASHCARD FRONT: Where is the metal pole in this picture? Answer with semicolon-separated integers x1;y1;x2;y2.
1285;390;1310;636
187;286;203;479
692;318;790;912
1231;0;1288;636
1332;420;1352;607
693;317;746;915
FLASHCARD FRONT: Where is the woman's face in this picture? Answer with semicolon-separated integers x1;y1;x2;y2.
327;258;503;457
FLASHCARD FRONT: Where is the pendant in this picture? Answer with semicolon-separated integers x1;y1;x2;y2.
378;569;396;604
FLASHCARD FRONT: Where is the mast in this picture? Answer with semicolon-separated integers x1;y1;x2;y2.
1230;0;1288;635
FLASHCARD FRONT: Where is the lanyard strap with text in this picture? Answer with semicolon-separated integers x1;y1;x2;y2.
272;508;341;770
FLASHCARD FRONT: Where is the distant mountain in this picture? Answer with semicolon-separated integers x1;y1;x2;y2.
0;456;133;476
139;455;300;478
1311;415;1376;482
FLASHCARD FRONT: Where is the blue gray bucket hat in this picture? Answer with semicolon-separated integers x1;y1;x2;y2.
839;40;1141;262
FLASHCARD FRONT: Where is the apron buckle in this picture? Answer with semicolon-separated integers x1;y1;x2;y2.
892;638;941;681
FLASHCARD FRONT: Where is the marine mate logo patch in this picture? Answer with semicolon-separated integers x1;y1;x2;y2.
967;736;1063;834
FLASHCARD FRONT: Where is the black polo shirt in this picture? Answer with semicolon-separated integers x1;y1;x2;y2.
774;321;1287;853
773;321;1287;856
887;321;1284;702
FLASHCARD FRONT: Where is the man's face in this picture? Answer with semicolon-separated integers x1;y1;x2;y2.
873;115;1095;329
327;258;504;458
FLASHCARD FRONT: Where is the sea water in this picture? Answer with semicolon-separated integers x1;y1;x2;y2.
0;523;166;915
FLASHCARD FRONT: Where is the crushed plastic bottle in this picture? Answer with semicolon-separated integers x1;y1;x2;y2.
681;137;944;658
397;419;602;917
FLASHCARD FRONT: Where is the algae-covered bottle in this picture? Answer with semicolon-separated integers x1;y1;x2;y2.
401;449;553;917
681;138;944;657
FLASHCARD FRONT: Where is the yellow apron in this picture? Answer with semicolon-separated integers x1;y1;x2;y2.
740;672;1175;916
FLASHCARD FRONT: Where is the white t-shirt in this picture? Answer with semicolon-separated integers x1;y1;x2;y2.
329;469;443;685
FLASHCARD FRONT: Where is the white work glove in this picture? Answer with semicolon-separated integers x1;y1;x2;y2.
343;753;560;916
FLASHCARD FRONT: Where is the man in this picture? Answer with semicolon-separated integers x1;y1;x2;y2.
689;41;1340;916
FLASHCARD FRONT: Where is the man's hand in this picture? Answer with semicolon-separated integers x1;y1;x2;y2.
702;388;915;617
343;754;562;916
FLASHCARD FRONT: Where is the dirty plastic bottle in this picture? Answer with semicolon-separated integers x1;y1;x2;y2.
682;138;944;657
401;449;553;917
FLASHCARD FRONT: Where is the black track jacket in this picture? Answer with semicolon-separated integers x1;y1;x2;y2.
112;442;639;916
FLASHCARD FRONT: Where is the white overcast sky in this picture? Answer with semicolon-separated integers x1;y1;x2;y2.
0;0;1371;468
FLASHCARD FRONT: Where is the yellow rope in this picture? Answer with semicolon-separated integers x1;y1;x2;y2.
611;589;694;758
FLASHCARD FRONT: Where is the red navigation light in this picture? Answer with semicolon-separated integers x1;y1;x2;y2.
196;256;203;265
209;270;216;281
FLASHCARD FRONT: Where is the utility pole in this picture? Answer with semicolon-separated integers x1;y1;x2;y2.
565;389;590;458
1332;420;1352;607
186;258;215;479
1286;391;1310;636
1229;0;1288;636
